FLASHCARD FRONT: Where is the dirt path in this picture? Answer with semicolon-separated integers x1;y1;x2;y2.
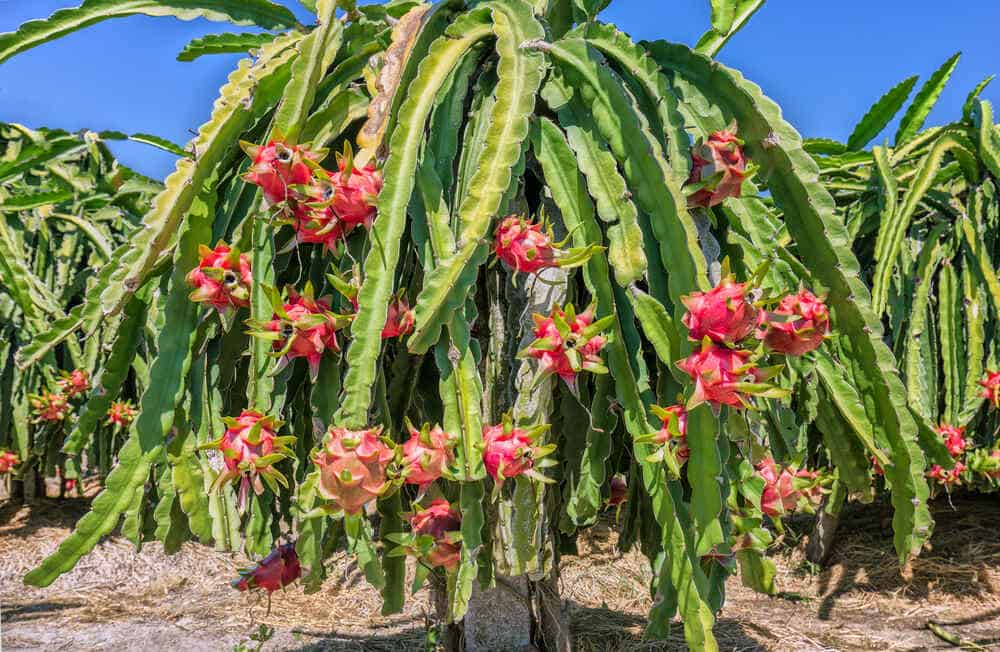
1;495;998;651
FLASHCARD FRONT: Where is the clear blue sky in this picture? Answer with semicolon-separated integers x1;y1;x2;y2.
2;1;998;178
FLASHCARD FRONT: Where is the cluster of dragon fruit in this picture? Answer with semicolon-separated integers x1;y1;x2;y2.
183;128;1000;594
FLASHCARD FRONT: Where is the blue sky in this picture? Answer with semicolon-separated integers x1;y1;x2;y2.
2;1;998;179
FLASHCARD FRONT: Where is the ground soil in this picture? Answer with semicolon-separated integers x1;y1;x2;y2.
1;492;998;651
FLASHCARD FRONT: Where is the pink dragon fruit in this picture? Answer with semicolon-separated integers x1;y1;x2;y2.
481;419;552;486
186;243;252;317
607;475;628;507
30;392;70;422
381;296;415;339
681;275;758;345
686;126;747;208
0;450;19;473
937;424;967;458
241;140;319;206
313;426;395;515
401;422;457;493
290;180;349;253
232;543;301;593
327;155;382;230
980;370;1000;408
928;461;966;486
250;284;347;380
756;457;819;518
523;303;611;389
677;343;762;409
651;404;690;462
206;410;294;505
493;215;598;275
57;369;90;398
871;455;884;477
105;400;137;429
758;289;831;356
407;499;462;570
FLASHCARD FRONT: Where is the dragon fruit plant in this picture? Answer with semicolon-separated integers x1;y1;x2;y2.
9;1;953;649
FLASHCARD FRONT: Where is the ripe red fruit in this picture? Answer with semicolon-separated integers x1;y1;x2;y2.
494;216;558;274
30;392;70;422
57;369;90;398
524;303;609;389
401;423;456;493
208;410;293;507
381;296;415;339
0;450;19;473
313;426;395;515
232;543;301;593
481;421;550;485
680;276;758;345
980;370;1000;408
755;457;819;518
186;243;252;317
936;424;967;458
408;499;462;570
651;404;689;462
607;475;628;507
677;343;760;409
257;286;344;379
758;289;831;356
686;127;747;208
328;160;382;230
928;462;966;486
242;140;317;206
105;401;137;429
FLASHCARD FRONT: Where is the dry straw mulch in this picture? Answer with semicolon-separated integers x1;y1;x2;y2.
1;492;998;651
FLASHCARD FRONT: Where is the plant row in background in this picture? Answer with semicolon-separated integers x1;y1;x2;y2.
0;1;998;650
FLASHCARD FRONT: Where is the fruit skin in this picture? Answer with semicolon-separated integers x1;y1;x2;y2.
381;296;415;339
524;303;609;389
313;426;395;515
242;140;317;206
259;287;343;379
681;276;758;345
607;475;628;507
677;343;760;409
291;200;347;253
980;370;1000;408
186;243;252;315
207;410;293;507
401;423;456;493
494;215;558;274
57;369;90;398
105;401;137;429
407;499;462;570
0;450;19;473
936;424;967;458
651;404;689;462
481;421;550;485
758;289;831;356
30;392;70;422
928;461;966;486
686;128;747;208
755;457;819;518
232;543;301;593
327;160;383;230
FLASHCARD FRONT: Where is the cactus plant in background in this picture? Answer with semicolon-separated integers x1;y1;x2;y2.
4;0;993;649
0;123;163;501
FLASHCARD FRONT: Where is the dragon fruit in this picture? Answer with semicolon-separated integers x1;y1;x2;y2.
677;343;764;409
249;284;347;380
57;369;90;398
289;177;350;253
406;499;462;570
937;424;967;458
232;543;301;593
30;392;70;422
980;370;1000;408
481;418;553;486
493;215;598;275
686;126;747;208
680;275;758;345
928;461;966;486
186;243;252;317
755;457;820;518
651;404;690;462
241;140;318;206
758;289;831;356
401;422;457;493
205;410;294;506
105;401;137;429
381;296;415;339
0;450;19;473
313;426;395;515
522;303;611;389
326;154;382;230
607;475;628;507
